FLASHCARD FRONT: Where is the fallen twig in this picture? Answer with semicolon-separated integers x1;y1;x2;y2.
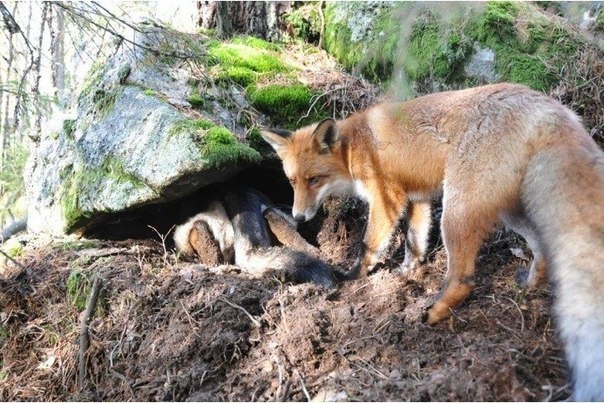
294;369;311;402
218;296;261;328
0;248;28;271
78;274;104;390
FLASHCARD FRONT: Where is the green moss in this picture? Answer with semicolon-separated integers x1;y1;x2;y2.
324;3;472;83
60;157;148;232
169;118;213;137
206;39;288;87
202;126;261;168
247;84;318;129
472;1;517;42
283;4;322;42
143;88;157;96
66;269;91;311
323;2;581;92
170;118;261;169
80;60;106;98
118;63;131;84
323;3;364;75
230;36;281;51
77;57;122;121
60;168;92;232
100;157;147;188
405;9;472;83
364;7;400;81
63;119;76;138
465;1;581;92
205;126;236;145
93;88;121;118
218;66;257;87
187;94;205;107
2;238;23;258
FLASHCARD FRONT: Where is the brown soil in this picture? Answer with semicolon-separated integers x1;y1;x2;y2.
0;198;569;401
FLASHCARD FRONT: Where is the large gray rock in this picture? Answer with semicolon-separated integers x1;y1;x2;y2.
26;28;261;235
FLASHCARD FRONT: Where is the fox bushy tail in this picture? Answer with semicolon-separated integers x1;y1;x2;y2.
522;145;604;401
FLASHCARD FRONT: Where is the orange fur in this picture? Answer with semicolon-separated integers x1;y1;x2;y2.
262;83;604;399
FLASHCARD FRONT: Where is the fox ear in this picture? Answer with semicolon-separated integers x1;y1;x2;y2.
311;118;340;154
260;128;292;154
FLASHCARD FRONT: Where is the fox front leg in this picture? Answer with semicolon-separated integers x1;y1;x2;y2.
398;201;432;273
351;188;407;278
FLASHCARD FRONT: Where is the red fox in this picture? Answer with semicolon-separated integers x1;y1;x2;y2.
261;83;604;400
173;188;338;288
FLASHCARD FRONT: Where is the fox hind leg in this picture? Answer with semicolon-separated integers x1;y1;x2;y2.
501;213;547;289
426;194;499;325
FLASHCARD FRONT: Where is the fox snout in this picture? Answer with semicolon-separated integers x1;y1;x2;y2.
292;208;316;223
293;213;307;223
292;202;319;223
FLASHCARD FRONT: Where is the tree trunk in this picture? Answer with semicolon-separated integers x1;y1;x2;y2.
50;4;65;104
1;2;17;162
197;1;291;41
31;2;50;142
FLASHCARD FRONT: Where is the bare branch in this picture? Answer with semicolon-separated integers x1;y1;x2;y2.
90;1;144;33
0;0;35;53
0;1;20;34
78;274;104;390
52;2;199;61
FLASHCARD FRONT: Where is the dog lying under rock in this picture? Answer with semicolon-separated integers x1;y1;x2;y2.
174;188;339;288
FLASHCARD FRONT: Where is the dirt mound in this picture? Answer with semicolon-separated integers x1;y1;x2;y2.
0;202;569;401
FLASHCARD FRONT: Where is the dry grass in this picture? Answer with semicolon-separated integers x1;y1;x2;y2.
551;43;604;145
0;208;570;401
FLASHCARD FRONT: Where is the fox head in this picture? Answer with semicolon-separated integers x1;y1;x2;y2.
261;118;352;222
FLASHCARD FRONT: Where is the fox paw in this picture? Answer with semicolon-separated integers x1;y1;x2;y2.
394;260;427;284
424;303;452;325
395;255;426;275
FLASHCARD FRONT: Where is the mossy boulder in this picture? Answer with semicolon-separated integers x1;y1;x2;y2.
323;1;591;94
26;28;263;235
465;1;581;92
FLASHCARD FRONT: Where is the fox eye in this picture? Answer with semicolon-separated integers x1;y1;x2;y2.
308;176;320;186
289;178;296;187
